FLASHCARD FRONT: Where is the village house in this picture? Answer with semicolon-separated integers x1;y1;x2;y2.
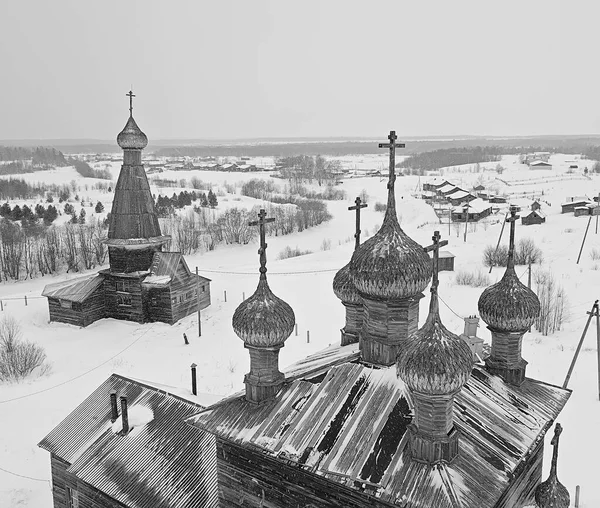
42;95;211;326
451;198;493;222
447;190;477;206
522;209;546;226
561;199;592;214
529;160;553;170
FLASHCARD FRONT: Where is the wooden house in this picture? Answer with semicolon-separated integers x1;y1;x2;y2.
429;250;455;271
473;184;485;192
447;190;477;206
451;198;493;222
522;210;546;226
38;374;219;508
531;200;542;211
42;275;105;327
489;195;507;204
529;160;552;170
423;179;451;192
561;200;592;214
43;102;211;327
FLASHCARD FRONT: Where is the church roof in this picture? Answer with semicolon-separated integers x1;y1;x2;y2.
187;346;570;508
117;115;148;150
42;274;103;303
143;252;211;286
38;374;219;508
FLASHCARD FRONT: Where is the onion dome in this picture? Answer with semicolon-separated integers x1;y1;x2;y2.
478;266;540;332
333;262;361;304
397;293;473;395
117;115;148;150
232;277;295;347
534;423;570;508
349;184;431;300
478;206;540;332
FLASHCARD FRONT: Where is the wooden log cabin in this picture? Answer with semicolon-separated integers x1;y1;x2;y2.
42;95;211;327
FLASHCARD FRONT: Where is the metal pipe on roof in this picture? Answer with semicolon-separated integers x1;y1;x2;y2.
110;392;119;423
120;396;129;433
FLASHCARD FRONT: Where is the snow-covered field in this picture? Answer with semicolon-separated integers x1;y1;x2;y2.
1;156;600;507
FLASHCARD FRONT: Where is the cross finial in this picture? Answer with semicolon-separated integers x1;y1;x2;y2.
249;209;275;277
423;230;448;292
506;205;520;270
348;196;368;250
126;90;135;116
378;130;405;215
549;422;563;477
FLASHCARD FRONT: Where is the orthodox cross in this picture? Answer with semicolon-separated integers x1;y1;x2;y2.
549;422;562;478
348;196;368;250
126;90;135;116
249;209;275;276
506;205;520;267
423;230;448;291
378;130;405;190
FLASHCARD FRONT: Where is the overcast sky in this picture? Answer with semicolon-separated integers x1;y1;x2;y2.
1;0;598;140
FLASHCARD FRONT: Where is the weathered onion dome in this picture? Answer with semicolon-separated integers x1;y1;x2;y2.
232;277;295;348
333;262;361;304
478;264;540;332
349;208;432;299
117;115;148;150
397;298;473;395
534;423;570;508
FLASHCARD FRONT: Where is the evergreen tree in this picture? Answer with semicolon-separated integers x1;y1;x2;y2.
95;201;104;213
11;205;23;221
35;204;46;218
208;189;218;208
44;205;58;225
0;203;11;218
64;203;75;215
79;208;86;224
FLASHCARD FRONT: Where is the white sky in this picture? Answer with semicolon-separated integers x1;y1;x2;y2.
1;0;599;140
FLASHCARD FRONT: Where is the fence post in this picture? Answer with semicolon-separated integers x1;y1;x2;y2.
0;300;3;311
295;323;298;336
575;485;580;507
24;295;27;306
307;331;310;343
224;290;227;302
242;292;245;301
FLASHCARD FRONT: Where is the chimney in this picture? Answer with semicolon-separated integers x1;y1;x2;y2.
110;392;119;423
191;363;198;396
463;316;479;337
120;396;129;433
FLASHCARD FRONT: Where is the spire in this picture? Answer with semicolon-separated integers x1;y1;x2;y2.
534;423;570;508
397;231;473;464
232;209;295;404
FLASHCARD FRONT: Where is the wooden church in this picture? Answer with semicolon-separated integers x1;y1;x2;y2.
40;132;572;508
42;93;211;326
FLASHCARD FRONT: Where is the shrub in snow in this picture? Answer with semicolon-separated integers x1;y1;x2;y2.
534;270;568;336
0;316;49;382
590;248;600;261
277;245;313;260
455;270;491;288
320;238;332;251
483;238;542;268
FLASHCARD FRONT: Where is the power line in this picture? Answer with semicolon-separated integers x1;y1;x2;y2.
0;464;50;484
0;324;155;405
438;295;464;320
197;267;339;275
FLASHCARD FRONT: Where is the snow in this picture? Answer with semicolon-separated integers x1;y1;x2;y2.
1;156;600;506
111;405;154;434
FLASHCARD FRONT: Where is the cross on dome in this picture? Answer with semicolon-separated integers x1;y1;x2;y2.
378;130;405;191
423;230;448;294
126;90;135;116
249;209;275;276
348;196;368;250
506;205;520;269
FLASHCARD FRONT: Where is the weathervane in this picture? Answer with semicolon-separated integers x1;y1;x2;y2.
249;209;275;278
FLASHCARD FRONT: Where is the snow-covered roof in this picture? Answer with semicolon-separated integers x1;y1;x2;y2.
529;160;552;166
42;274;103;303
38;374;219;508
455;198;491;213
188;345;570;508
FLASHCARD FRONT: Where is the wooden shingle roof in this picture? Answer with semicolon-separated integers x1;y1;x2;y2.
42;274;103;303
187;346;570;508
39;374;219;508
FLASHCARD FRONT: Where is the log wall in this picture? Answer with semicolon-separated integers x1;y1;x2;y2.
47;288;105;328
216;438;394;508
103;275;145;323
170;268;211;324
108;246;160;273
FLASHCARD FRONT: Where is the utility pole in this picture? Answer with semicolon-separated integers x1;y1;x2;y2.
463;205;469;242
576;216;593;264
563;300;599;391
196;267;201;337
489;212;509;274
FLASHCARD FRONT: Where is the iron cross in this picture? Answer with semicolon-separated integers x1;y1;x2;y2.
506;205;520;266
348;196;368;250
378;130;405;190
249;209;275;274
126;90;135;116
423;230;448;291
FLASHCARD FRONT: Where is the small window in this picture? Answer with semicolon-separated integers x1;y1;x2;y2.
202;285;206;293
60;299;72;309
150;297;158;306
179;295;184;303
116;280;130;292
186;291;193;300
67;488;79;508
117;293;132;307
194;289;198;296
172;297;177;304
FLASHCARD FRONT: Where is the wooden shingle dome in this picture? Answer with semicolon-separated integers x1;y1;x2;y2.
349;193;431;300
232;277;295;348
534;423;570;508
117;115;148;150
333;262;361;304
397;297;473;395
478;206;540;332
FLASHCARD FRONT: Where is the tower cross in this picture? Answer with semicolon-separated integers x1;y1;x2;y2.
506;205;520;269
549;422;563;476
378;130;405;190
249;209;275;276
423;230;448;291
348;196;368;250
126;90;136;116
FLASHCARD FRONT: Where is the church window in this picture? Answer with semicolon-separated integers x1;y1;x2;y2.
117;293;132;307
116;280;130;292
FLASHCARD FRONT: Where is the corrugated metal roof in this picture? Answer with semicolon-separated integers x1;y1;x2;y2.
39;374;219;508
187;353;570;508
42;274;103;303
